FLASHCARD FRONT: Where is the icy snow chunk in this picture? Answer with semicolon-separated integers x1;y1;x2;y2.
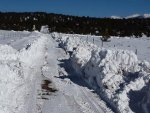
139;60;150;72
40;25;49;34
71;46;92;76
0;44;18;61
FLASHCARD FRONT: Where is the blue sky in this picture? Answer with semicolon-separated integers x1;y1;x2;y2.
0;0;150;17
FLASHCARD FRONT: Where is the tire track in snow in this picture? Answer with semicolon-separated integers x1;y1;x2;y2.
73;82;106;113
80;87;105;113
41;35;112;113
56;57;111;113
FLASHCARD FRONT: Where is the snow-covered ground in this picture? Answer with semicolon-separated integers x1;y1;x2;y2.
53;33;150;62
0;30;50;113
0;30;111;113
0;30;150;113
54;32;150;113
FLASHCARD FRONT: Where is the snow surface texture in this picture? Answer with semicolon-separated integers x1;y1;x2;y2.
53;33;150;62
0;30;150;113
40;26;49;34
55;32;150;113
0;31;48;113
0;30;113;113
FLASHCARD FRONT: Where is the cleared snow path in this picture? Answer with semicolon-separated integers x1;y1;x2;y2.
40;35;112;113
52;32;150;113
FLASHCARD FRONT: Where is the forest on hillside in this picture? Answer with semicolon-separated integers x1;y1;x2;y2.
0;12;150;37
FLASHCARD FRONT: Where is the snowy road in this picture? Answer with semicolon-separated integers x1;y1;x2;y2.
40;35;110;113
0;30;149;113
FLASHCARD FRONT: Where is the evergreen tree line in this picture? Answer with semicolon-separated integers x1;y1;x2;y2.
0;12;150;37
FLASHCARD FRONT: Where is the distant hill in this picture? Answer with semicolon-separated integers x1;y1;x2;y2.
111;14;150;19
0;12;150;37
125;14;150;19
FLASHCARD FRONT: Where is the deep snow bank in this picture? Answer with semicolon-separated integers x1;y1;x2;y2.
54;33;150;113
82;49;150;113
0;33;48;113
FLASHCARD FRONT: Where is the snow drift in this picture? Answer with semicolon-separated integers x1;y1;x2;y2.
82;49;150;113
0;33;48;113
55;33;150;113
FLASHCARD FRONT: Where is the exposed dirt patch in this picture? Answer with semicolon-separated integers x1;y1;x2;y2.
42;80;57;93
39;79;57;100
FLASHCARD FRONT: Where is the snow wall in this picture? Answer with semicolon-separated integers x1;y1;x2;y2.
54;32;150;113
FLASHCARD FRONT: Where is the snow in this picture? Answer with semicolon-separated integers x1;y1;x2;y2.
72;48;149;113
0;31;49;113
143;14;150;18
110;14;150;19
55;32;150;113
40;26;49;34
41;33;111;113
125;14;142;19
55;33;150;62
0;30;150;113
102;36;150;62
110;16;122;19
0;30;113;113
